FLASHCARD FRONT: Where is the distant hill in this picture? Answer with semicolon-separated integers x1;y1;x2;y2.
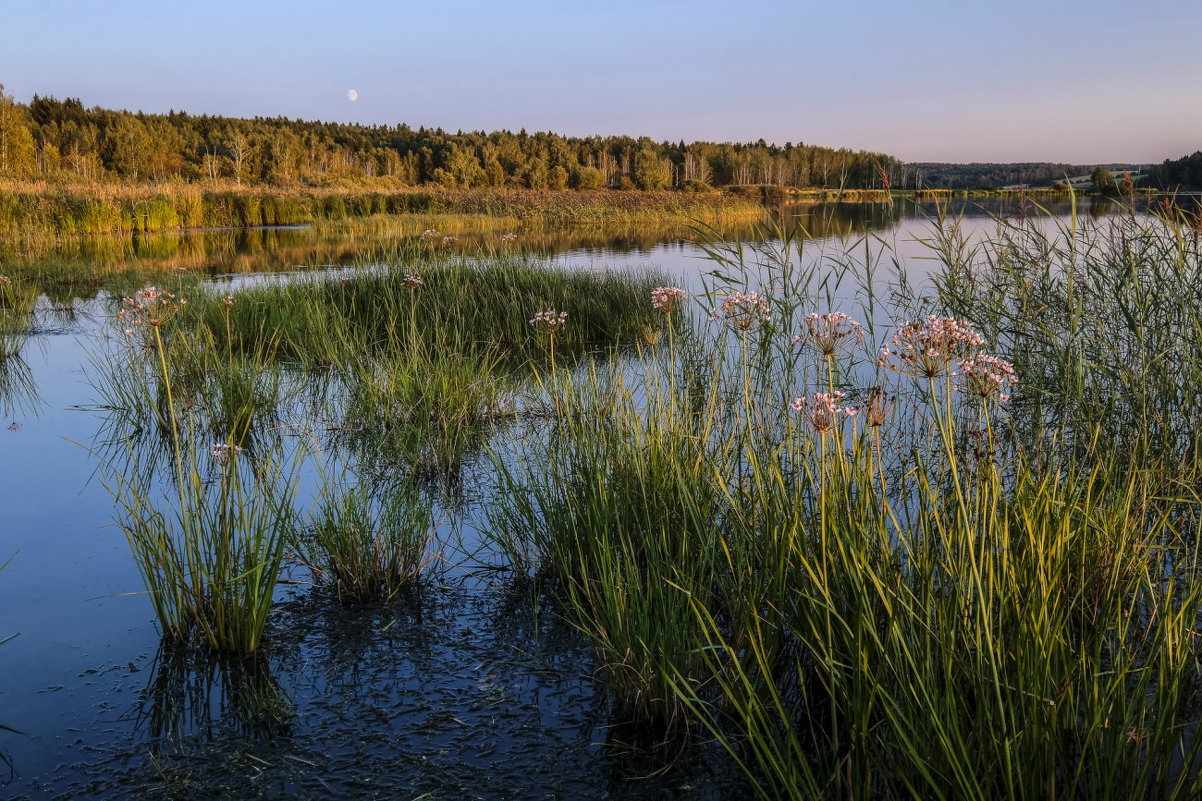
906;162;1149;191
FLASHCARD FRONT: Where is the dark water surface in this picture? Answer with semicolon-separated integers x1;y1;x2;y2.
0;197;1130;798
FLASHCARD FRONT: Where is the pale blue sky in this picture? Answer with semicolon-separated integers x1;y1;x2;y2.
3;0;1199;163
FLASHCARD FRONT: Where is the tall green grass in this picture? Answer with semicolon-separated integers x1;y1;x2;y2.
92;251;669;651
299;477;435;603
486;209;1202;798
0;273;40;418
94;287;300;653
82;202;1202;794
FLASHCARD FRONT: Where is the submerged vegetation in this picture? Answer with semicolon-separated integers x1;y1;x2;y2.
8;197;1201;797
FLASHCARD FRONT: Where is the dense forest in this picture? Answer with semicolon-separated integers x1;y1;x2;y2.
1147;151;1202;189
0;87;903;191
906;162;1149;190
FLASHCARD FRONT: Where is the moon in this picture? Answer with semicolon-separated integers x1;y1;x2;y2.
347;89;359;102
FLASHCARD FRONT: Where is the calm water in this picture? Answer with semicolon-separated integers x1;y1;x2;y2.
0;197;1130;799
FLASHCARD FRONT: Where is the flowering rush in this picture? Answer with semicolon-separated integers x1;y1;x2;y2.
404;273;424;289
864;388;891;427
117;286;185;333
419;228;439;240
793;312;864;356
529;309;568;334
710;291;772;331
958;352;1016;401
651;286;688;314
210;442;243;467
791;391;857;434
878;316;985;378
501;232;518;243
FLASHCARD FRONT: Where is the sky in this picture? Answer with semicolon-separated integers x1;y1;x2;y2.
2;0;1199;164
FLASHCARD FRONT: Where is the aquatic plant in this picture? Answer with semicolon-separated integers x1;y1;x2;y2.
489;207;1202;799
791;311;864;357
709;290;772;331
528;308;569;335
54;196;1202;797
110;434;298;652
299;479;435;603
100;287;300;653
650;286;688;314
876;314;984;378
790;391;857;434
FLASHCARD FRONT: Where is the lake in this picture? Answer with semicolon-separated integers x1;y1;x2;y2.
0;195;1150;799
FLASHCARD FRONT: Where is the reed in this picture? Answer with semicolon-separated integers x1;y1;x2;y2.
490;383;729;728
108;434;299;653
0;273;38;360
298;477;435;603
95;286;300;653
170;252;662;366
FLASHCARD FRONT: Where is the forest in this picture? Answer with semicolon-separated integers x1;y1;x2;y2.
1147;151;1202;189
0;87;902;191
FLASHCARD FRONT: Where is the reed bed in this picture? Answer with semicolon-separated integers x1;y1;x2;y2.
90;250;670;652
488;209;1202;799
175;252;664;365
0;181;766;240
79;202;1202;795
91;284;301;653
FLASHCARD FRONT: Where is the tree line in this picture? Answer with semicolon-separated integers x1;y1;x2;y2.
1147;151;1202;189
906;162;1149;191
0;86;904;191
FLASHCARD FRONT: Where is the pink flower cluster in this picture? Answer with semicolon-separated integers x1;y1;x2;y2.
501;232;518;243
404;273;424;289
529;309;568;334
791;391;858;434
793;312;864;356
878;316;985;378
117;286;185;333
958;353;1016;401
710;291;772;331
651;286;688;314
419;228;439;240
441;235;458;245
210;442;244;467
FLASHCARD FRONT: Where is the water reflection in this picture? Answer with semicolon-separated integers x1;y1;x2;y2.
779;199;904;238
0;202;911;286
134;644;293;744
0;275;43;421
0;353;39;421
